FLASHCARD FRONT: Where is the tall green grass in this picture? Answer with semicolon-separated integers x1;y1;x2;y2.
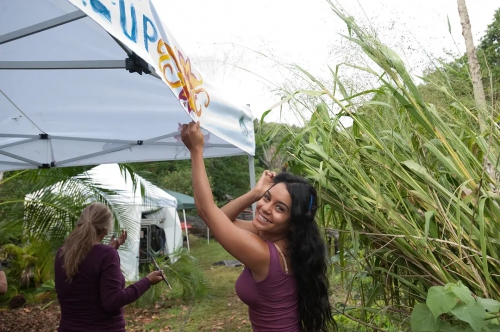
266;1;500;326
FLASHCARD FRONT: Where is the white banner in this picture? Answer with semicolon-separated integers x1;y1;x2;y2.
67;0;255;155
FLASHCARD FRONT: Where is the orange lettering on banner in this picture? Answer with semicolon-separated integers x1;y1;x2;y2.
157;39;210;117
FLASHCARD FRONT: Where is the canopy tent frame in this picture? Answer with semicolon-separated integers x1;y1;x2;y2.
0;60;126;70
0;10;86;45
0;131;237;169
182;209;190;251
0;7;254;156
0;1;257;223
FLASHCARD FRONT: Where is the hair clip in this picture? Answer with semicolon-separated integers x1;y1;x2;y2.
308;195;314;211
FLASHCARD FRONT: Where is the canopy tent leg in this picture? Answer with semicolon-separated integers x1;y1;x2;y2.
207;228;210;245
248;154;256;216
182;209;190;252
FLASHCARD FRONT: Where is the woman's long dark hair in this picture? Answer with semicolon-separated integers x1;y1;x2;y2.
274;173;337;332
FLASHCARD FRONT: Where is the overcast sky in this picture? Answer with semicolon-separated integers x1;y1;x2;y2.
153;0;498;122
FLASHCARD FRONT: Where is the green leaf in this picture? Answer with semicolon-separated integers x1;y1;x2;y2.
423;142;462;178
424;211;435;243
411;303;440;332
298;89;326;97
445;282;475;305
426;286;459;319
263;94;294;116
260;109;272;124
477;297;500;313
437;321;454;332
450;303;486;332
439;321;474;332
36;279;55;293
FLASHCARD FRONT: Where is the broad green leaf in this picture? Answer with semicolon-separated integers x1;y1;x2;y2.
477;298;500;313
437;321;454;332
439;321;474;332
446;282;475;304
450;303;486;332
426;286;458;319
411;303;440;332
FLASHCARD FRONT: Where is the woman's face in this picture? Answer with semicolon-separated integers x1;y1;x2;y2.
252;183;292;235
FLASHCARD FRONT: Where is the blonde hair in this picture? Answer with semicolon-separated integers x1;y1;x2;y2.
60;202;113;282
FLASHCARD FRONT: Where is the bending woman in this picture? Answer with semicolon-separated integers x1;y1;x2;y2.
181;122;336;332
55;202;164;332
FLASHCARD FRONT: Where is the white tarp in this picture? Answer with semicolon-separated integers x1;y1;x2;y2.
27;163;183;281
0;0;255;172
83;163;182;281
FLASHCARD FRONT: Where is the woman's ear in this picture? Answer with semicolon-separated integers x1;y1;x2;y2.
97;229;108;238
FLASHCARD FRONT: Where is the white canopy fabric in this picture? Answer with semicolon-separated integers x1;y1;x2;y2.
0;0;255;172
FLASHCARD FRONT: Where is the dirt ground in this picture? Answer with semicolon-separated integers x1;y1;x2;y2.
0;238;251;332
0;302;184;332
0;303;60;332
0;295;250;332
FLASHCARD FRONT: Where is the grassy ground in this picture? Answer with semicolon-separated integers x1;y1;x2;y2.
126;235;252;332
0;235;407;331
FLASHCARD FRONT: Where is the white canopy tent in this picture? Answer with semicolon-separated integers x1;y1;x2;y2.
84;163;183;281
27;163;184;281
0;0;256;177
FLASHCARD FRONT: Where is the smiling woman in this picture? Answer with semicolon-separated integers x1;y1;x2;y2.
180;121;336;332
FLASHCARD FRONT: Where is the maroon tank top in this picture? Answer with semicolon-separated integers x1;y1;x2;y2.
235;240;301;332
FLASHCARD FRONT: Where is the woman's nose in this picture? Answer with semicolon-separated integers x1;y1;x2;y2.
261;201;272;214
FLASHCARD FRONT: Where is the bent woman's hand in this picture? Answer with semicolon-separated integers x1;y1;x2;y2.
146;270;165;285
181;121;204;153
108;230;127;250
253;170;276;197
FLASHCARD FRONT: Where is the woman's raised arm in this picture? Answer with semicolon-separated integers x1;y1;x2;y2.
180;122;270;277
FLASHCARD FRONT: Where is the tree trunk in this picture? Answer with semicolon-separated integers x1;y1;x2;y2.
457;0;488;131
457;0;497;186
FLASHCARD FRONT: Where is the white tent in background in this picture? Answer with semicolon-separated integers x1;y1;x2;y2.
26;163;183;281
83;164;183;282
0;0;256;178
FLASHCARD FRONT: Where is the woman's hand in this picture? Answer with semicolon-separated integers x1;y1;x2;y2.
181;121;204;153
109;230;127;250
146;270;165;285
253;170;276;198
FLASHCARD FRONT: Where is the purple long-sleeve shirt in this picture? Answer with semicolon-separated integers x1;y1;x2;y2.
55;244;151;332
